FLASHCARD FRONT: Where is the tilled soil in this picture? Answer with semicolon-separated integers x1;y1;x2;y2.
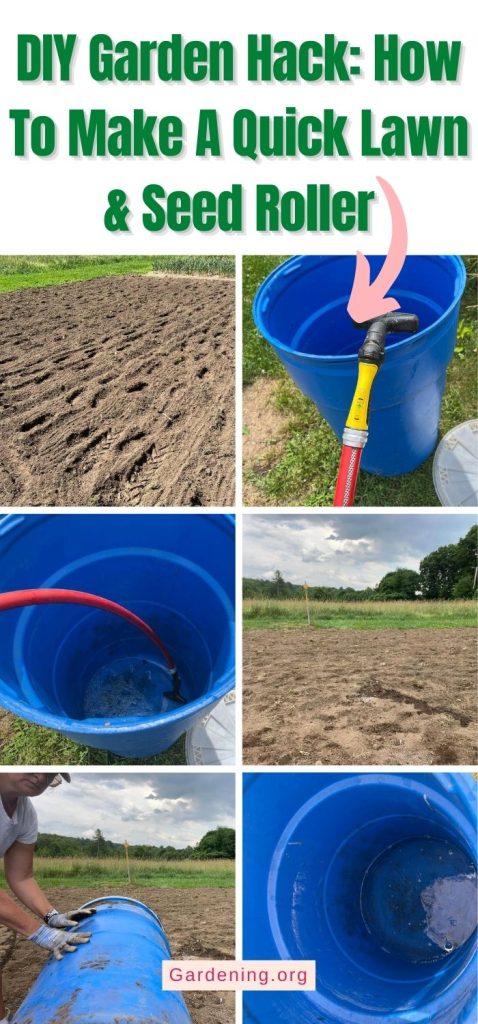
0;275;235;506
243;628;478;765
1;885;235;1024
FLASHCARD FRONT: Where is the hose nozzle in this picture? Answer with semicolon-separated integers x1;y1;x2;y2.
166;668;187;705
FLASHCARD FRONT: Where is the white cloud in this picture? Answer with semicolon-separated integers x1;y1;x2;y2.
243;513;475;589
149;797;192;813
34;773;234;848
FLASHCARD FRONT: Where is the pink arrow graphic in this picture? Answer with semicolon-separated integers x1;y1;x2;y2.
347;176;408;323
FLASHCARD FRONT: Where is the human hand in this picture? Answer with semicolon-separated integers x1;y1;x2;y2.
29;923;91;960
45;907;96;929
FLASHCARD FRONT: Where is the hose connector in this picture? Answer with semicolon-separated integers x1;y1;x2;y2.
342;427;369;449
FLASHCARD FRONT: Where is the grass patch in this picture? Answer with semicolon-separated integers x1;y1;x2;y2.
0;255;234;293
243;255;477;506
0;256;153;293
0;714;187;766
151;255;234;277
243;598;477;630
0;857;234;889
243;255;290;386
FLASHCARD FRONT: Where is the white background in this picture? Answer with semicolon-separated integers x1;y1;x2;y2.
1;9;476;1023
0;0;476;254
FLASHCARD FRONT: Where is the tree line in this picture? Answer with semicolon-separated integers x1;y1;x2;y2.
36;826;235;860
243;526;477;602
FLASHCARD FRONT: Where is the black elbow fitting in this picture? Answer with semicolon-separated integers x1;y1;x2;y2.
355;312;420;367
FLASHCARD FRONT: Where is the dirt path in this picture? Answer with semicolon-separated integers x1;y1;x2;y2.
0;275;234;506
243;628;477;765
242;379;285;506
1;885;235;1024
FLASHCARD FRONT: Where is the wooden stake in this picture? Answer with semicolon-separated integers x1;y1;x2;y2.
304;582;311;626
124;840;131;884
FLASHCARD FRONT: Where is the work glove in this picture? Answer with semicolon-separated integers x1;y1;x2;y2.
44;906;96;929
28;923;91;961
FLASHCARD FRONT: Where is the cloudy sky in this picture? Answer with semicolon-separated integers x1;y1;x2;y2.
243;514;476;589
32;773;234;848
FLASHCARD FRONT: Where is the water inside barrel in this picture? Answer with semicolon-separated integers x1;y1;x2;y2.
83;657;174;718
360;836;477;962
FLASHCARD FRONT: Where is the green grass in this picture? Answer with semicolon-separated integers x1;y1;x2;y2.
0;714;187;766
243;255;478;506
0;857;234;889
243;598;477;630
243;255;291;385
0;255;234;293
152;255;234;277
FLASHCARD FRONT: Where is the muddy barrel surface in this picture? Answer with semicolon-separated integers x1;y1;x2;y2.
11;896;192;1023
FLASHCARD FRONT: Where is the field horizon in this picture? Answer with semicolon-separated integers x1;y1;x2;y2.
243;597;476;630
0;855;234;889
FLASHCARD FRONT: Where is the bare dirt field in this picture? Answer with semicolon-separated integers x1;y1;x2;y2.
0;275;234;506
243;628;477;765
0;885;234;1024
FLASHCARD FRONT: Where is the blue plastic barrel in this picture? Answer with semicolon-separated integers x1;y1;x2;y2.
0;513;235;757
11;896;192;1023
253;256;466;475
243;772;477;1024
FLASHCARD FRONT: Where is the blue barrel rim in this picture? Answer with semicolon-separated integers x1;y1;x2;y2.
79;895;163;928
0;511;235;542
0;512;235;739
253;255;466;365
246;771;477;1024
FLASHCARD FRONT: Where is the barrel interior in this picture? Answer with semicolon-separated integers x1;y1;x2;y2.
15;551;231;723
270;778;477;1016
260;256;462;357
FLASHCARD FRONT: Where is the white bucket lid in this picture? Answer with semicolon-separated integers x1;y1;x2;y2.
433;420;478;506
185;691;235;765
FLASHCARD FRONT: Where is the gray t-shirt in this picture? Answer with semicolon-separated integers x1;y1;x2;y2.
0;796;38;855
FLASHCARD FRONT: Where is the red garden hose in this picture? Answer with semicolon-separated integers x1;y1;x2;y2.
333;444;363;506
0;588;185;703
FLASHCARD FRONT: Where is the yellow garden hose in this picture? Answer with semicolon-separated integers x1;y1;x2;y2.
333;313;419;506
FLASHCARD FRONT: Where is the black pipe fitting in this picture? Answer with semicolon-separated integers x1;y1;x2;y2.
354;312;420;367
166;667;187;705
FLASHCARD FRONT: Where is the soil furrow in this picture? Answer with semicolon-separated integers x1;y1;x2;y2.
0;274;235;506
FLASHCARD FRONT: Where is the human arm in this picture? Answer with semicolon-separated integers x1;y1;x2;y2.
4;841;94;946
0;886;40;937
3;841;53;919
2;842;91;958
0;887;89;958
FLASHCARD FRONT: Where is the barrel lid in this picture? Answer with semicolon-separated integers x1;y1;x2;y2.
186;691;235;765
433;420;478;506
